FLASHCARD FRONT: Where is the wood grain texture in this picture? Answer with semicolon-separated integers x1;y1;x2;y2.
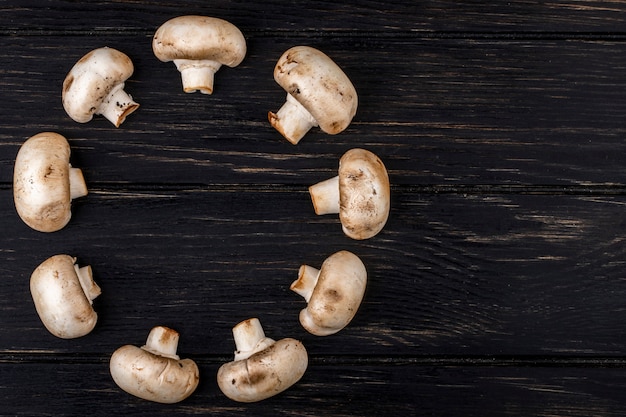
2;1;626;415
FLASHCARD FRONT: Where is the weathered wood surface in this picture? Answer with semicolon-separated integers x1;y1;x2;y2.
3;1;626;415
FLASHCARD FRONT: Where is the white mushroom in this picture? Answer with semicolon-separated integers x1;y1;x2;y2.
62;47;139;127
152;15;247;94
13;132;88;232
268;45;358;144
109;326;199;404
309;148;390;240
291;250;367;336
217;318;308;402
30;255;100;339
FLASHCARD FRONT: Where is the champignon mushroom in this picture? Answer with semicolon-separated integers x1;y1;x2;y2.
291;250;366;336
62;47;139;127
30;254;100;339
152;15;247;94
309;148;390;240
110;326;199;404
13;132;88;232
217;318;308;402
268;45;358;144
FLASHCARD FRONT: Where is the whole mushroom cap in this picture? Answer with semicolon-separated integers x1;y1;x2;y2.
30;254;100;339
13;132;87;232
338;148;390;239
62;47;138;126
217;338;308;402
292;250;367;336
272;45;358;134
109;326;200;404
152;15;246;66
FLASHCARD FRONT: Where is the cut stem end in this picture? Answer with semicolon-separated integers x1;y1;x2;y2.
143;326;180;360
98;83;139;127
308;176;340;215
269;93;318;144
175;59;222;94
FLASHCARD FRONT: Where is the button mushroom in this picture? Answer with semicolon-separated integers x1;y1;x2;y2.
152;15;247;94
268;45;358;144
30;254;100;339
217;318;308;402
309;148;390;240
62;47;139;127
109;326;199;404
291;250;367;336
13;132;88;232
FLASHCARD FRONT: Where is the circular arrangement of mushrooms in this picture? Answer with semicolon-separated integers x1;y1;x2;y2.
13;14;392;405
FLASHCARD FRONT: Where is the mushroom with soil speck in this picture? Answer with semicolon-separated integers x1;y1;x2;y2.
291;250;367;336
268;45;358;144
13;132;88;232
30;255;100;339
62;47;139;127
152;15;247;94
109;326;199;404
217;318;308;402
309;148;390;240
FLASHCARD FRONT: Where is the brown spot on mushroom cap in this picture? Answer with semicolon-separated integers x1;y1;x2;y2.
337;149;390;240
62;74;74;95
273;46;357;134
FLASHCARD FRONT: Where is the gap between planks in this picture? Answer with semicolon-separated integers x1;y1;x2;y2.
2;352;626;368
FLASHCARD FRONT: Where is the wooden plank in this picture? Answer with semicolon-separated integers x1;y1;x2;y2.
4;189;626;356
4;1;626;33
3;2;626;415
2;36;626;186
3;360;626;416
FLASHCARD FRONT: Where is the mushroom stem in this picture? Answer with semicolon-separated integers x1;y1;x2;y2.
308;175;340;215
73;263;101;304
143;326;180;360
232;318;275;361
268;93;318;144
69;166;88;200
97;83;139;127
174;59;222;94
290;265;320;303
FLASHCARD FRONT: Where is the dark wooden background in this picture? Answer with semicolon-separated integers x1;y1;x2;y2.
3;1;626;415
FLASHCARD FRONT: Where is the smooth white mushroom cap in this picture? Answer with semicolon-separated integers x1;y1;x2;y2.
309;148;390;240
30;255;100;339
217;318;308;402
62;47;139;127
269;45;358;144
109;326;200;404
152;15;247;94
13;132;88;232
291;250;367;336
